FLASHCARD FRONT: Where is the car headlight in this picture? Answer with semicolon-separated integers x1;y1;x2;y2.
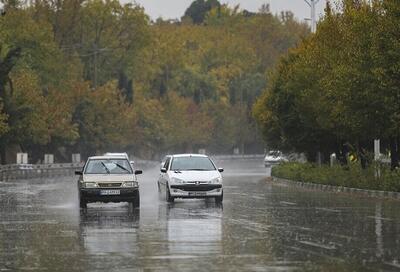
210;177;222;184
171;177;185;184
122;181;138;188
84;182;98;188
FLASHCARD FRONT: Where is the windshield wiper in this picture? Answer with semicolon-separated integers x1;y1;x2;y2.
115;163;130;173
184;169;209;171
101;162;110;174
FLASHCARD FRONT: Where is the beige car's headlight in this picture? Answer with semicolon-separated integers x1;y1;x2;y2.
122;181;138;188
84;182;98;188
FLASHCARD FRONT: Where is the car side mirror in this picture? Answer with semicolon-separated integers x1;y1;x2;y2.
161;168;167;173
130;161;135;165
75;171;83;175
218;168;224;173
135;170;143;175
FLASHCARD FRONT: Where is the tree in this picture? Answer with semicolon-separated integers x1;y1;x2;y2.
254;0;400;168
79;0;150;88
71;81;137;158
183;0;221;24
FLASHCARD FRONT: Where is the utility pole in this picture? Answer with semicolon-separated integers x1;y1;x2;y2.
304;0;320;33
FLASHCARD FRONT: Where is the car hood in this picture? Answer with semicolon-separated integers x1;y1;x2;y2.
265;156;282;161
168;170;221;181
83;174;135;182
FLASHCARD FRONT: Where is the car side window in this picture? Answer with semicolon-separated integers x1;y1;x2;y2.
164;158;171;170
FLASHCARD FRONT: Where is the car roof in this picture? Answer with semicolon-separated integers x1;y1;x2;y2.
171;154;208;158
88;155;129;160
103;152;129;157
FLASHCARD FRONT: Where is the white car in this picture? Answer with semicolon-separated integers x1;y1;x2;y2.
264;150;287;167
104;152;135;166
157;154;224;203
75;155;143;209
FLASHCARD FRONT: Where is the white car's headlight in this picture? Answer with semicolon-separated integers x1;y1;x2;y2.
210;177;222;184
171;177;185;184
122;181;138;188
84;182;98;188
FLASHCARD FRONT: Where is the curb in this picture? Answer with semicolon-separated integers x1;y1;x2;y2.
271;176;400;201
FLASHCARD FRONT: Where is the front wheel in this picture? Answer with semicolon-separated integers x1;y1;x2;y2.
215;192;223;203
79;196;87;209
133;191;140;208
166;185;174;203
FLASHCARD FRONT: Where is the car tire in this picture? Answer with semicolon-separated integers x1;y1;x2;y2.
133;191;140;208
215;192;223;203
166;185;174;203
79;197;87;209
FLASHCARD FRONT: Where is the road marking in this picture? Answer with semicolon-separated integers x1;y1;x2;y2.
367;216;392;221
316;207;341;213
280;201;296;206
298;240;336;250
384;261;400;269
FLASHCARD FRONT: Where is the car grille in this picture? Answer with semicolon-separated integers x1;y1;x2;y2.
171;184;222;192
98;183;122;188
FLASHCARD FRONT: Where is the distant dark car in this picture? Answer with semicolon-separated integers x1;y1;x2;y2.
75;155;143;209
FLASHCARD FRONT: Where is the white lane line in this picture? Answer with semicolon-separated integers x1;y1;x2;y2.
298;240;337;250
280;201;296;206
384;261;400;269
366;216;392;221
316;207;341;213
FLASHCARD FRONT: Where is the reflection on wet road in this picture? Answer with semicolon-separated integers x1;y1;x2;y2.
1;159;400;271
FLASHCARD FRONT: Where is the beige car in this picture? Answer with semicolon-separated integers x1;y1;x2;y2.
75;155;142;209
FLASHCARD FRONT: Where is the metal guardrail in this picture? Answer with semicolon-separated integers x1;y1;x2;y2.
0;155;263;181
211;154;264;160
0;163;84;171
0;163;84;181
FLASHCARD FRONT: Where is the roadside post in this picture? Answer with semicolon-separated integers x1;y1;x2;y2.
44;154;54;164
374;139;381;178
72;154;81;163
330;153;336;167
16;153;28;164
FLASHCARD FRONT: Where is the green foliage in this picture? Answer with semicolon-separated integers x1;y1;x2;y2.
71;81;137;157
5;68;49;146
183;0;221;24
254;0;400;166
0;103;8;136
0;1;309;162
272;162;400;192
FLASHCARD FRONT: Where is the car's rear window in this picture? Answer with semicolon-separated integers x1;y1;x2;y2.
84;159;133;174
170;156;216;171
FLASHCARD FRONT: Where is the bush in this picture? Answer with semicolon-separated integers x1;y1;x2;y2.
271;162;400;192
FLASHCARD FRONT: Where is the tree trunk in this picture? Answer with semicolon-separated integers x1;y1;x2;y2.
358;142;368;169
0;143;6;165
335;141;348;166
390;137;399;170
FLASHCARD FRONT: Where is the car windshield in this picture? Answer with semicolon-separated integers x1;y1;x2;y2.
268;151;281;157
170;156;216;171
84;159;132;174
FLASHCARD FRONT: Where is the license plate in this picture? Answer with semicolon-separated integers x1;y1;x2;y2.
189;192;207;196
100;190;120;195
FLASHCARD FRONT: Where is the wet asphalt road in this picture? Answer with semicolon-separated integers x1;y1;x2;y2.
1;159;400;271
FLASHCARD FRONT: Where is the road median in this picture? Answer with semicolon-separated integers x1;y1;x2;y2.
270;162;400;200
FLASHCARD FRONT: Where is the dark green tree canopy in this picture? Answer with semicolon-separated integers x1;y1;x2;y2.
183;0;221;24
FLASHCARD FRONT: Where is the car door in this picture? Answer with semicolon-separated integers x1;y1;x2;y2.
159;157;171;192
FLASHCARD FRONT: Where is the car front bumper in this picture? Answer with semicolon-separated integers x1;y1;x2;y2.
264;161;281;167
80;188;139;203
170;184;222;198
